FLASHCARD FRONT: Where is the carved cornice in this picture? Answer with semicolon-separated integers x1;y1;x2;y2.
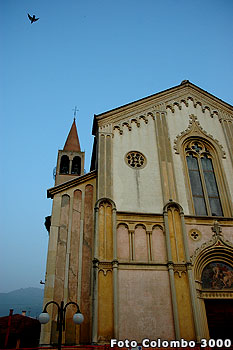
113;110;156;135
173;114;226;158
166;95;220;118
93;82;233;136
165;92;233;121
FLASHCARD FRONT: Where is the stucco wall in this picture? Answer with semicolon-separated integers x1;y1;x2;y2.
118;269;175;341
112;117;163;213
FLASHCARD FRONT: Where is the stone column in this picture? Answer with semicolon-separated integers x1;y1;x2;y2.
164;211;180;339
92;205;99;343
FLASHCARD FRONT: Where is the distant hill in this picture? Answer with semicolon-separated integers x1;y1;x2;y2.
0;287;44;318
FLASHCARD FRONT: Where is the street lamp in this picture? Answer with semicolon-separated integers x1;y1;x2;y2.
39;301;84;350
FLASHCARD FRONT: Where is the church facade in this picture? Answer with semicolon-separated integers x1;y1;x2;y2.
40;81;233;346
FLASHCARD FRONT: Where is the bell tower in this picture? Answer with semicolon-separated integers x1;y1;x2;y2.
55;119;85;185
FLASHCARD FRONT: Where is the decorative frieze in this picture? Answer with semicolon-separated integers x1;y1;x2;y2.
201;291;233;299
112;108;165;135
165;94;229;119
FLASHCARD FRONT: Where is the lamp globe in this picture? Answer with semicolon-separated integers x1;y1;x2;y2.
73;313;84;325
39;312;50;324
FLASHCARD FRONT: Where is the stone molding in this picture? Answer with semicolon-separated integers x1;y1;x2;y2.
173;114;226;158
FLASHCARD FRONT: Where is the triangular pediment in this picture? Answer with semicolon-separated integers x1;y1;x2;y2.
92;81;233;134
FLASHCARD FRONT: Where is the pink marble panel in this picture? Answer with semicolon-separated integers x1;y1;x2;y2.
134;225;148;261
151;226;167;262
118;269;175;341
117;224;130;260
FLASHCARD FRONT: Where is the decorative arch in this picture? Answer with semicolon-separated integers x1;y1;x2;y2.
174;114;225;158
173;115;232;217
191;224;233;283
163;199;184;214
134;224;148;261
95;197;116;210
152;224;164;231
134;223;147;230
116;223;130;260
116;222;129;229
151;225;167;262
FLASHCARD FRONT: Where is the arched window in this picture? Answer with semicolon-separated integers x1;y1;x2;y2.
185;139;223;216
71;156;81;175
60;155;69;174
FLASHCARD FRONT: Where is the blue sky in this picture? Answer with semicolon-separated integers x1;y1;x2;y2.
1;0;233;293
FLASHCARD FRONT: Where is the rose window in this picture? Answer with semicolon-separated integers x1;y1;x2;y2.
125;151;146;169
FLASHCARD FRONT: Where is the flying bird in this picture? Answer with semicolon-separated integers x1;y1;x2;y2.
28;13;39;24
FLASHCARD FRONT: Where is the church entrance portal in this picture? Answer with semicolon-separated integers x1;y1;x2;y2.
204;299;233;341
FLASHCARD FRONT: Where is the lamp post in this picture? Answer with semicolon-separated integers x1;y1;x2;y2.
39;301;84;350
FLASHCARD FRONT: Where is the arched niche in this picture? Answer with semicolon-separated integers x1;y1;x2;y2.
117;223;130;260
151;225;167;262
134;224;147;261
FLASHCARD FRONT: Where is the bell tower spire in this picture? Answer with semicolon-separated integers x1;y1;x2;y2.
55;118;85;185
63;118;81;152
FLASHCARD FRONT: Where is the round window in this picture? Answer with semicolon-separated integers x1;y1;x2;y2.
125;151;146;169
189;229;202;241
